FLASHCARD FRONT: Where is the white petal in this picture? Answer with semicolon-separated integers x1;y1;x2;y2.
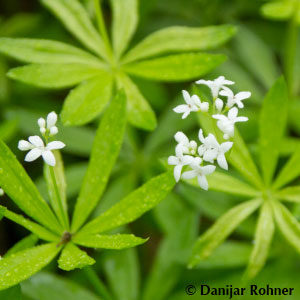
200;102;209;112
198;129;205;143
18;140;32;151
182;90;192;105
212;114;227;121
182;111;190;119
191;94;201;106
168;155;179;165
174;132;189;145
49;126;58;136
40;127;46;135
206;134;219;148
228;107;238;119
173;104;188;113
181;170;198;180
182;155;194;165
236;91;251;100
217;154;228;170
220;141;233;153
42;150;56;166
198;175;209;190
203;149;218;162
47;111;57;128
198;145;206;156
46;141;65;150
219;87;233;97
201;165;216;175
174;165;183;182
25;148;42;162
235;116;248;123
215;98;223;111
0;188;4;196
38;118;46;128
28;136;44;147
195;79;209;85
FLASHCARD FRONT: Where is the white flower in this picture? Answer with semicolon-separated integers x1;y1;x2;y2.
168;146;194;182
173;90;209;119
18;136;65;166
215;98;223;112
0;188;4;196
174;131;197;155
196;76;234;99
219;87;251;108
181;157;216;190
198;129;233;170
38;111;58;136
212;107;248;139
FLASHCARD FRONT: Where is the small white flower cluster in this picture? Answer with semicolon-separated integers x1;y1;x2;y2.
169;76;250;190
18;111;65;166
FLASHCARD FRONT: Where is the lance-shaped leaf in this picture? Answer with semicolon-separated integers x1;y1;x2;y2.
123;24;236;63
117;73;156;131
73;233;147;249
5;234;39;257
124;53;226;82
0;285;21;300
111;0;138;59
58;243;95;271
41;0;108;59
244;201;274;280
188;198;261;268
61;72;113;126
0;140;62;233
273;147;300;189
8;63;102;89
0;206;59;242
275;186;300;203
259;77;288;186
0;38;102;65
71;90;127;232
44;151;69;229
0;243;61;290
272;200;300;254
77;171;175;235
185;171;259;197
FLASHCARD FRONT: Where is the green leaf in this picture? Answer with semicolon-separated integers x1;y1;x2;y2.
123;25;236;63
273;147;300;189
41;0;108;59
261;0;297;22
111;0;138;59
78;171;175;235
58;243;95;271
0;140;62;234
103;248;140;300
8;64;102;89
188;198;261;268
259;77;288;185
44;151;69;229
0;243;61;290
124;53;226;82
117;73;157;131
244;201;275;280
0;206;59;242
272;200;300;254
73;233;147;249
22;272;99;300
5;234;39;257
0;38;103;65
185;171;259;197
71;90;127;232
275;186;300;203
0;285;21;300
61;72;113;126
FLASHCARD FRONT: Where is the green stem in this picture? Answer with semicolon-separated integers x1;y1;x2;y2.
83;267;113;300
285;2;299;98
49;166;69;230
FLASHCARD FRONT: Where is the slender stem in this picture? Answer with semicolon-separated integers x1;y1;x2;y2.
49;166;69;230
83;267;113;300
284;2;299;98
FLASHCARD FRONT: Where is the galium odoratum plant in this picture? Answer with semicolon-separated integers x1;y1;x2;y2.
168;76;250;190
0;0;236;131
181;77;300;281
0;91;175;290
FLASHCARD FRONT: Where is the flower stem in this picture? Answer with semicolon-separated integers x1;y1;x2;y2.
83;267;113;300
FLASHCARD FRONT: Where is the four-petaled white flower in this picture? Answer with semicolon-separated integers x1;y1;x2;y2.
173;90;209;119
181;157;216;190
198;129;233;170
213;107;248;139
0;188;4;196
38;111;58;136
18;136;65;166
175;131;197;155
219;87;251;108
196;76;234;99
168;146;194;182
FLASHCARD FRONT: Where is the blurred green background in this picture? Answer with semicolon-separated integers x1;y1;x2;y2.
1;0;300;299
